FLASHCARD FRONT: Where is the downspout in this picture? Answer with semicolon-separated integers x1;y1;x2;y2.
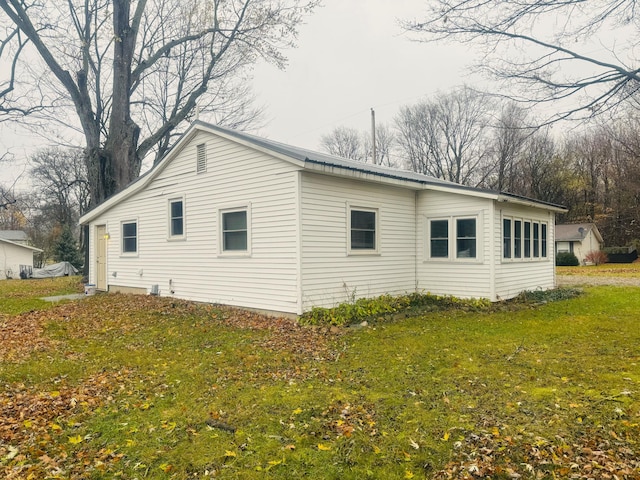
295;170;304;315
414;190;419;292
489;202;496;301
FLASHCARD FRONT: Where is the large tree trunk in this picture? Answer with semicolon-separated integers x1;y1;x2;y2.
102;0;141;203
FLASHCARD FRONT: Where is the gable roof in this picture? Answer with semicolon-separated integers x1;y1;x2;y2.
555;223;603;243
0;230;28;243
0;237;43;252
80;121;567;224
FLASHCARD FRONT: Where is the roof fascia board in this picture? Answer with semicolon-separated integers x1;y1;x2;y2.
80;124;202;224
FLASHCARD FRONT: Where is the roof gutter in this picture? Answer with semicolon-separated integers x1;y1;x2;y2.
496;194;568;213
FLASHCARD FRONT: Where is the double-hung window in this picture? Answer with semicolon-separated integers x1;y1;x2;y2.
503;218;512;259
524;221;531;258
533;223;540;258
429;216;478;260
429;219;449;258
349;207;378;253
221;209;248;252
456;218;476;258
122;220;137;254
169;198;185;238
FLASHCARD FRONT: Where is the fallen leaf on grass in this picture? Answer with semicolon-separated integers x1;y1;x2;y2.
317;444;331;451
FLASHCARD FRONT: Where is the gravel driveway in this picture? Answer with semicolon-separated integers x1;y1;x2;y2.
557;275;640;287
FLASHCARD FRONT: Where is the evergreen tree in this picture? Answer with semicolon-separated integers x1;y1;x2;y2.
54;226;83;268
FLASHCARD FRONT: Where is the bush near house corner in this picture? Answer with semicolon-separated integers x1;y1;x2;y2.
584;249;608;265
556;251;580;266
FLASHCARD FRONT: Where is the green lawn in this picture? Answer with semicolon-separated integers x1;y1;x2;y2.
558;261;640;277
0;278;638;479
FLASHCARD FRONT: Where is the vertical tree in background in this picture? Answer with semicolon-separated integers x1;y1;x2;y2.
0;0;318;206
395;86;491;185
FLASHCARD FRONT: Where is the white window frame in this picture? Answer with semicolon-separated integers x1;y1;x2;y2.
347;204;380;255
455;216;478;260
502;214;549;263
121;219;138;256
218;205;251;256
427;217;450;260
425;213;482;263
168;196;186;240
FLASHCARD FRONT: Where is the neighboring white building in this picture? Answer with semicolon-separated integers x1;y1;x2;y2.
0;238;43;279
555;223;604;264
80;121;567;315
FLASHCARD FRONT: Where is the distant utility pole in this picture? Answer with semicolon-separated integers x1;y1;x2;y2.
371;108;377;165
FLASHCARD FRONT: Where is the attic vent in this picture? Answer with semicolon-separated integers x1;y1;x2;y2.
196;143;206;173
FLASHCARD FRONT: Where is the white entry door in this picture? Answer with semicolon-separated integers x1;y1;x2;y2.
96;225;107;290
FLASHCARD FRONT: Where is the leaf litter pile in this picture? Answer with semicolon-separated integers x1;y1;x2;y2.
0;294;342;478
0;286;639;478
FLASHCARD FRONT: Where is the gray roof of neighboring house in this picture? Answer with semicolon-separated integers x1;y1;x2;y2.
0;230;28;242
555;223;603;243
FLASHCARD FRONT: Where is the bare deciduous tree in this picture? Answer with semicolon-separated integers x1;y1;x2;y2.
395;86;491;185
30;147;90;228
486;102;531;192
320;126;365;162
320;123;398;167
0;0;318;205
404;0;640;123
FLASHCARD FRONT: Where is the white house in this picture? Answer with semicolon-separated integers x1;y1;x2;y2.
0;237;42;279
555;223;604;264
80;121;567;315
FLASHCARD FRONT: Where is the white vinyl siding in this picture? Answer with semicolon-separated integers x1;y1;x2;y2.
300;173;416;310
417;190;491;299
87;130;300;313
495;206;555;299
0;241;38;279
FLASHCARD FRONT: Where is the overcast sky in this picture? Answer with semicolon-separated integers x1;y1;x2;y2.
5;0;474;188
249;0;477;150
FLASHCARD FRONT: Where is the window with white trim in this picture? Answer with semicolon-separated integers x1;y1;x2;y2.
503;218;512;259
514;220;522;259
429;219;449;258
349;207;378;253
169;198;185;238
456;218;476;258
428;215;479;261
221;208;248;252
503;216;548;261
122;221;137;254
